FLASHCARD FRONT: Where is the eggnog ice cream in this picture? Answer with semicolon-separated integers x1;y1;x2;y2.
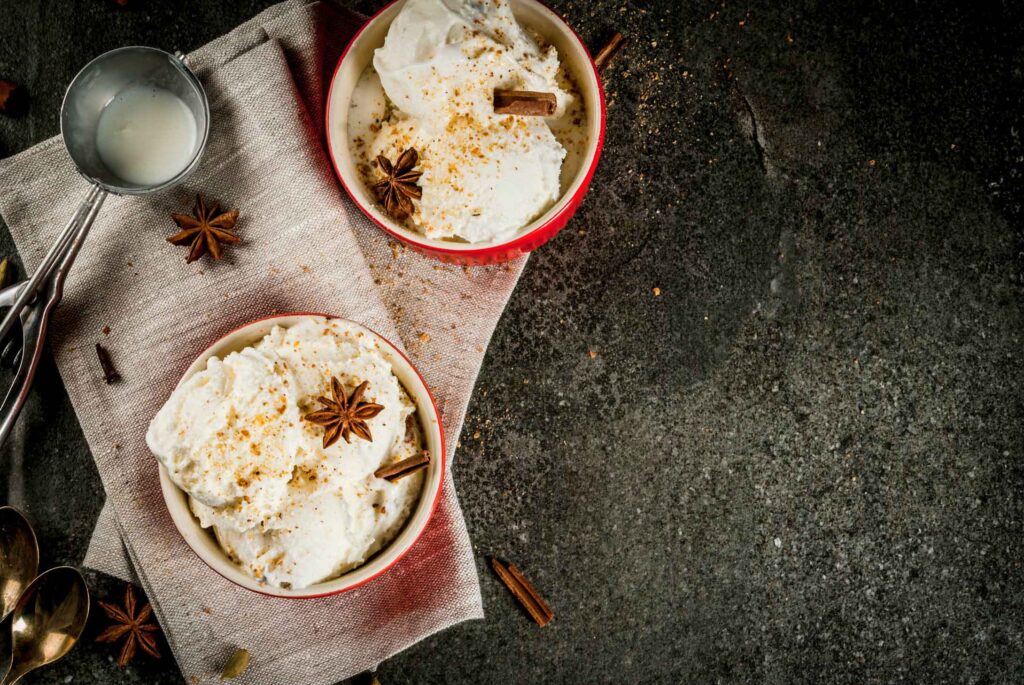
348;0;588;243
146;318;426;589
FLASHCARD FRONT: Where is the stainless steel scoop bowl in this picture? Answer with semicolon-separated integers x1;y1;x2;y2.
61;46;209;194
0;46;210;444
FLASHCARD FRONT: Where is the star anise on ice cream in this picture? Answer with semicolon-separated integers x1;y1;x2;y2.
167;194;241;263
374;148;422;221
303;378;384;448
96;584;161;668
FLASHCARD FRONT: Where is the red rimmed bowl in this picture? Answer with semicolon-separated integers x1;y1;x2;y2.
325;0;606;265
157;313;445;598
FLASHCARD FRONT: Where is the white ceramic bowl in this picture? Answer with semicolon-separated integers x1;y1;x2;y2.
157;313;446;598
325;0;606;265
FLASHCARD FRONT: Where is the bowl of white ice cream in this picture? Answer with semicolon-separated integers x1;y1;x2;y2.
148;314;445;598
326;0;605;264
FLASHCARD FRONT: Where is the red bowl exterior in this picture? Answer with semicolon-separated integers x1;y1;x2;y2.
325;0;606;265
162;312;446;599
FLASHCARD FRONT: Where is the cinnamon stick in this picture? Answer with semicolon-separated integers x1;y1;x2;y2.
493;89;556;116
374;451;430;482
593;32;626;71
489;557;554;627
95;343;121;384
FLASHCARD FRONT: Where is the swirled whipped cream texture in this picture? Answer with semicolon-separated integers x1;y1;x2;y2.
357;0;577;243
146;318;424;589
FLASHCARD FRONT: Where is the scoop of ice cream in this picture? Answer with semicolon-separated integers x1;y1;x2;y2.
369;0;569;242
146;317;424;589
198;475;421;589
145;347;303;529
370;115;565;242
374;0;569;129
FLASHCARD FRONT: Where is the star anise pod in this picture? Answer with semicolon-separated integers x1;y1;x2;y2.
374;148;422;221
167;194;241;263
303;378;384;448
96;584;161;668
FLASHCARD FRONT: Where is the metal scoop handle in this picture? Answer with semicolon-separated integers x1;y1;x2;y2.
0;185;105;342
0;185;107;445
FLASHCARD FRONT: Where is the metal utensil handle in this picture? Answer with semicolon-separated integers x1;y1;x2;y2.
0;184;104;343
0;199;88;310
0;189;107;446
48;189;107;296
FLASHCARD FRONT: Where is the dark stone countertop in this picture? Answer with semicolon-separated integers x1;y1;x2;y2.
1;0;1022;683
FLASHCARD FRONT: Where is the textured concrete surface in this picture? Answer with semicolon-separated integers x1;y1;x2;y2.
1;0;1022;683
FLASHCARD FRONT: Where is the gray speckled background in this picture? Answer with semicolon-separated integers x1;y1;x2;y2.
1;0;1022;683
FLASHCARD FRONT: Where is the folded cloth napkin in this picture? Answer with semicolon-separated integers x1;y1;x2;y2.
0;2;530;683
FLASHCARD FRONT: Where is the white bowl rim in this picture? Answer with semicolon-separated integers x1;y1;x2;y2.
157;312;446;599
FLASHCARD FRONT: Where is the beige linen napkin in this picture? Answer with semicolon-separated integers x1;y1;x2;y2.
0;2;530;683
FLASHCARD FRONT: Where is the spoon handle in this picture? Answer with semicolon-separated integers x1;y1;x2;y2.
0;662;27;685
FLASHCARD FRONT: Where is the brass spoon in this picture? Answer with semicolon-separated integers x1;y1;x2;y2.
0;507;39;621
1;566;89;685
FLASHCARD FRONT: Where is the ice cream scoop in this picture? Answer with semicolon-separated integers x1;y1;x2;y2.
0;46;209;446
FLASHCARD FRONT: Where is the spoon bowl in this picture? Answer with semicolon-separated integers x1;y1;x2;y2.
0;507;39;621
3;567;89;685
